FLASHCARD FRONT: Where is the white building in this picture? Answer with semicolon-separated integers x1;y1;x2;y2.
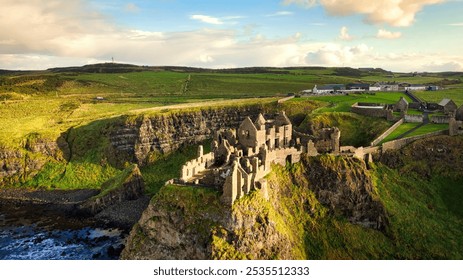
405;84;426;91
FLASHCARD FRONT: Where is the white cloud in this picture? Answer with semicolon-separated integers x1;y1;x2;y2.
282;0;317;8
448;22;463;26
376;29;402;39
223;16;246;20
284;0;447;27
198;54;215;63
339;26;352;40
267;11;294;16
306;44;371;66
190;15;224;25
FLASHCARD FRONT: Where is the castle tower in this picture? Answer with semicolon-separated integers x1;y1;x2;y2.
254;113;266;130
221;159;241;206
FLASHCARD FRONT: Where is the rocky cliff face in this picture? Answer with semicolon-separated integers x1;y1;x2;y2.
79;165;145;215
380;135;463;179
299;156;388;230
121;154;387;260
108;106;263;167
0;147;49;185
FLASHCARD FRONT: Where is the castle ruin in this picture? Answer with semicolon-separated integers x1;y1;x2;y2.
176;112;340;206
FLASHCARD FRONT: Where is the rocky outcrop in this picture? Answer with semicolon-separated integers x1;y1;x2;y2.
0;147;49;185
0;149;24;181
121;186;225;260
122;154;388;260
121;183;296;260
300;155;388;230
109;106;263;167
0;132;70;186
79;165;145;215
380;135;463;178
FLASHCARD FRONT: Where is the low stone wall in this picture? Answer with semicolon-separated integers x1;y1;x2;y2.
370;118;404;146
430;115;451;124
404;114;423;123
427;103;440;110
351;102;389;118
382;130;448;152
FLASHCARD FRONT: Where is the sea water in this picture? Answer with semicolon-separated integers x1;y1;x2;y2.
0;204;126;260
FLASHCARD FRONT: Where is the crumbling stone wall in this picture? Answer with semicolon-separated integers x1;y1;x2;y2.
351;102;390;118
431;115;451;124
404;114;424;123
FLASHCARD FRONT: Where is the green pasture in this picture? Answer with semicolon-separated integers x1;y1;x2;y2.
380;123;421;143
415;88;463;105
307;92;411;113
406;123;448;137
380;123;449;144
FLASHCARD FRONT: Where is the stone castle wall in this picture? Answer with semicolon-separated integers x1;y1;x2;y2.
370;119;404;146
382;130;448;151
180;149;215;182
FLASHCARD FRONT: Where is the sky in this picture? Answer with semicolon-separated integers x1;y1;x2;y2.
1;0;463;72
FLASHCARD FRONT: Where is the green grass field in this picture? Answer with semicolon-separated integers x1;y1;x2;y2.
415;88;463;106
407;123;448;137
306;92;411;113
380;123;449;144
380;123;421;143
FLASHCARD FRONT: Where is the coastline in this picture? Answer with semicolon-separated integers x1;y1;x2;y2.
0;188;149;230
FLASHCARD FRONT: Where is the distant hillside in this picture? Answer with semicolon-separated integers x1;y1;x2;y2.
45;63;394;75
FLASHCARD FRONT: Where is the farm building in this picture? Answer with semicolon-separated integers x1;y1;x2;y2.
394;97;409;112
405;84;426;91
346;83;370;91
438;98;458;114
313;84;346;94
377;83;399;91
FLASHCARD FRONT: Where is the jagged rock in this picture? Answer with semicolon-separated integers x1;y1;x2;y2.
300;155;388;230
